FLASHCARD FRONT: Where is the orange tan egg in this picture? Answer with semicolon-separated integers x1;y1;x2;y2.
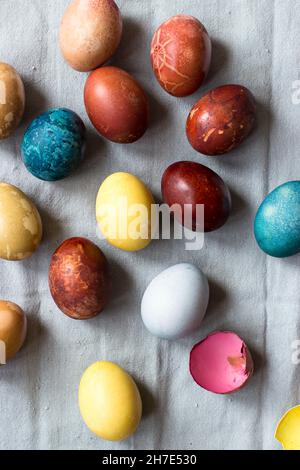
0;63;25;140
0;183;42;261
0;301;27;362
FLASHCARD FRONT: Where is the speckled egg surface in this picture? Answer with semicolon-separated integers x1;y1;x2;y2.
0;183;42;261
254;181;300;258
0;63;25;140
21;108;86;181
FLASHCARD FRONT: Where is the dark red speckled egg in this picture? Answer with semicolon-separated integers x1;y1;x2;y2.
84;66;149;144
49;237;111;320
150;14;211;97
186;84;256;156
161;161;231;232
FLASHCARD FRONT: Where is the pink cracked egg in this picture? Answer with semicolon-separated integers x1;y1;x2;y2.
189;331;254;394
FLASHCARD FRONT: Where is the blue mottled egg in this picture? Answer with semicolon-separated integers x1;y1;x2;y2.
21;108;86;181
254;181;300;258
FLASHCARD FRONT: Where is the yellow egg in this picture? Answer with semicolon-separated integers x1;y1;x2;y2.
275;405;300;450
78;361;142;441
0;63;25;140
96;172;155;252
0;300;27;362
0;183;43;261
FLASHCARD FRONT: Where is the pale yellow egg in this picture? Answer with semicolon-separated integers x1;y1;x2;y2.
78;361;142;441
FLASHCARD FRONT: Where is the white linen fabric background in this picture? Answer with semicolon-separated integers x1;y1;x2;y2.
0;0;299;451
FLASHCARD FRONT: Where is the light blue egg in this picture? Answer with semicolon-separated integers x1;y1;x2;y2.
254;181;300;258
21;108;86;181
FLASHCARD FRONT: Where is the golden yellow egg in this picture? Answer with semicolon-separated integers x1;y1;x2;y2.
96;172;155;252
0;183;43;261
0;63;25;140
0;301;27;362
78;361;142;441
275;405;300;450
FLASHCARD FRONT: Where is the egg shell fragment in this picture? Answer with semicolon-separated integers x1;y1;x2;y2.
49;237;111;320
79;361;142;441
254;181;300;258
190;331;254;394
161;161;231;232
0;183;42;261
0;301;27;362
186;84;256;155
141;263;209;340
275;405;300;450
96;172;155;252
84;66;149;143
59;0;123;72
150;14;212;97
21;108;86;182
0;63;25;140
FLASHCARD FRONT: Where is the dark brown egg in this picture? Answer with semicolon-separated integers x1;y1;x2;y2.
186;84;256;156
49;237;111;320
150;14;211;97
161;161;231;232
84;66;149;143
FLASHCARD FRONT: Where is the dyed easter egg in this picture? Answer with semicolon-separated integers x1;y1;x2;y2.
141;263;209;340
275;405;300;450
190;331;254;394
0;183;42;261
21;108;86;181
0;63;25;140
186;84;256;155
254;181;300;258
60;0;123;72
161;161;231;232
49;237;111;320
79;361;142;441
151;15;211;97
96;172;155;251
84;67;149;143
0;301;27;362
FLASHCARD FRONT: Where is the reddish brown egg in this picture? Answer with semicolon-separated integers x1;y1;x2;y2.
161;161;231;232
186;84;256;155
151;15;211;97
84;66;149;143
49;237;111;320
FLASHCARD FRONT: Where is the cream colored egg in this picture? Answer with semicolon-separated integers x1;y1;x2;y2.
59;0;123;72
96;172;155;252
79;361;142;441
0;183;42;261
0;63;25;140
0;300;27;362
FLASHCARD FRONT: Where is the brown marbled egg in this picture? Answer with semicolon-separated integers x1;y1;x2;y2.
186;84;256;155
49;237;111;320
161;161;231;232
151;15;211;97
0;63;25;140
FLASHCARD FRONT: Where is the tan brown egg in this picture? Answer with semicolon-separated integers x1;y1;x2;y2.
0;63;25;140
0;301;27;362
59;0;123;72
0;183;42;261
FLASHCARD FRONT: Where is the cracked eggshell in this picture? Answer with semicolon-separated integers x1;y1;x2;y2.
186;84;256;155
49;237;111;320
141;263;209;340
59;0;123;72
79;361;142;441
151;14;211;97
84;66;149;143
275;405;300;450
190;331;254;394
0;301;27;362
0;63;25;140
0;183;42;261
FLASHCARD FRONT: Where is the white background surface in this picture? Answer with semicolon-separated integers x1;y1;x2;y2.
0;0;300;450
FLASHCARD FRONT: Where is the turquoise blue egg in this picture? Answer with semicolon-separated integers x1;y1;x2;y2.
254;181;300;258
21;108;86;181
